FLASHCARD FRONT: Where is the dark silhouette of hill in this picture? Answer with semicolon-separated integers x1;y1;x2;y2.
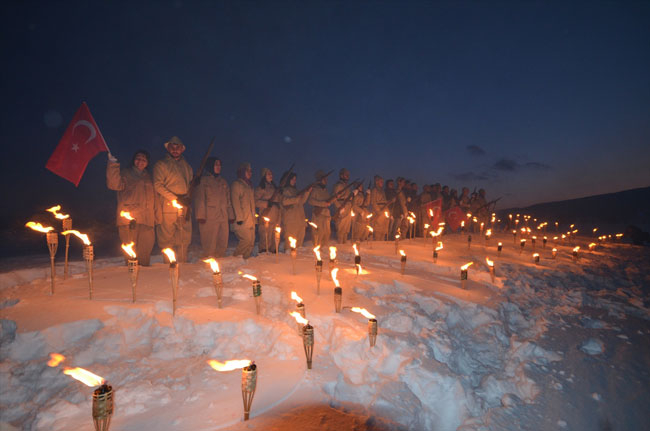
500;186;650;231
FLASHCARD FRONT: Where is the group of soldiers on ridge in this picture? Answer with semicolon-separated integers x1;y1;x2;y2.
107;137;490;264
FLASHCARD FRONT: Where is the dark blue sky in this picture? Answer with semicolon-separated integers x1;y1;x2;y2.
2;0;649;216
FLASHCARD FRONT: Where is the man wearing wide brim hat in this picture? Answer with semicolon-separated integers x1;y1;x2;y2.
308;170;335;248
153;136;193;262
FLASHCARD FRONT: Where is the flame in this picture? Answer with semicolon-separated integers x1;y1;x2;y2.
461;262;473;271
289;311;309;326
533;253;539;258
356;264;362;274
263;216;270;223
329;246;337;260
351;307;375;319
203;258;220;273
573;246;580;252
498;242;502;246
520;239;526;244
291;291;303;304
171;200;183;210
367;225;374;232
408;217;414;224
120;210;135;221
395;234;400;239
552;247;558;252
331;268;340;287
532;236;537;240
615;233;623;238
486;229;492;236
466;213;472;218
121;242;136;258
424;223;430;229
570;224;575;229
162;248;176;263
436;241;443;251
240;272;257;281
48;353;65;367
385;211;390;218
46;205;70;220
353;243;359;256
313;246;322;261
486;257;494;267
461;221;465;227
512;229;517;235
288;236;297;248
208;359;251;372
61;230;91;245
308;221;318;229
589;243;596;249
399;249;406;257
351;210;356;217
25;221;54;233
275;226;281;233
63;367;105;387
572;229;578;234
366;213;373;219
472;217;478;223
428;208;434;217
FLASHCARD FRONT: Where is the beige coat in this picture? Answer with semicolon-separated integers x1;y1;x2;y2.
231;178;256;228
106;161;156;227
153;154;193;215
195;175;234;221
255;183;281;225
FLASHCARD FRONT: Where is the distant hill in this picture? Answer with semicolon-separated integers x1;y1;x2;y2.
500;186;650;232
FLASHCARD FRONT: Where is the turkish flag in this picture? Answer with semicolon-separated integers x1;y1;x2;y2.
445;206;465;231
424;198;442;226
46;102;108;186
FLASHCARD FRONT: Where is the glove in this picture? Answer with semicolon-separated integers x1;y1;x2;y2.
197;219;206;224
108;153;118;163
236;221;243;225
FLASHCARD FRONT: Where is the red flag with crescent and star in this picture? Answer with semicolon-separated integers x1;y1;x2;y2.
45;102;108;186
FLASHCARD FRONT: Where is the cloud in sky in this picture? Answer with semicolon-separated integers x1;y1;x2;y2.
492;159;552;172
451;171;490;182
466;145;486;156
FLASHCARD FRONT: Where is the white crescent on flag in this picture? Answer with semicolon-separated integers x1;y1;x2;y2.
72;120;96;145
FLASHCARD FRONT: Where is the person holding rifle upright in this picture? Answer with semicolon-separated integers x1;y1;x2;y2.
351;182;371;243
194;157;233;258
332;168;353;244
255;167;281;253
308;170;336;248
153;136;193;262
281;171;312;249
370;175;389;241
231;162;256;259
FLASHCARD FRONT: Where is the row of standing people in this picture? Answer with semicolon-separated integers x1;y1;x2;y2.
107;137;489;264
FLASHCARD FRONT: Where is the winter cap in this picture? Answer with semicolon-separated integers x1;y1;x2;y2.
164;136;185;151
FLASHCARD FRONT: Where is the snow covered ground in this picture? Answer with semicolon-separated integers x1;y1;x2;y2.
1;232;649;430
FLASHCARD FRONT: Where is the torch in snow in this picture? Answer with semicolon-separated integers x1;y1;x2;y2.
460;262;473;289
26;222;57;294
119;210;137;245
533;252;540;265
263;217;270;254
208;359;256;421
290;312;314;369
353;243;361;275
313;246;323;295
241;273;262;315
543;236;547;249
121;242;138;303
552;247;558;259
366;225;374;247
588;242;596;252
407;216;415;240
433;241;443;264
63;230;94;299
512;229;517;244
399;249;407;274
48;356;113;431
328;246;338;274
274;226;281;262
290;291;305;334
497;242;503;256
467;234;472;249
394;234;400;254
531;236;537;250
171;200;186;262
485;229;492;246
519;239;526;254
288;236;297;274
332;268;342;313
486;257;495;283
46;205;72;279
204;258;223;308
351;307;377;347
162;248;179;315
423;223;430;244
572;246;580;261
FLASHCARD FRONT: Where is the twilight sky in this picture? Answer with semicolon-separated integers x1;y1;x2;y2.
2;0;649;218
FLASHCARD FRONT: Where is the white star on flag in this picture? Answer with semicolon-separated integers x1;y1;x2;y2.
71;143;79;152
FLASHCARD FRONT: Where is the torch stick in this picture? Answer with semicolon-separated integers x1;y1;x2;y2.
83;244;94;300
46;232;58;295
303;324;314;369
274;226;281;263
486;258;495;283
252;280;262;315
92;383;114;431
241;363;257;421
399;250;406;275
334;287;342;313
213;272;223;308
368;319;378;347
170;262;179;315
460;262;473;290
62;218;71;280
315;260;322;294
128;259;138;303
263;217;270;254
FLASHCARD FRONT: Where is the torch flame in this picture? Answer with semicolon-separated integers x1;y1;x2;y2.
331;268;340;287
207;359;251;372
486;257;494;267
351;307;375;319
352;243;359;256
162;248;176;263
366;213;373;219
288;236;297;248
313;246;321;261
203;258;220;273
171;200;183;210
47;353;65;367
275;226;281;233
533;253;539;258
461;262;473;271
424;223;430;229
61;230;91;245
329;246;337;260
498;242;503;246
588;242;596;249
399;249;406;257
240;272;258;281
63;367;105;387
289;311;309;325
121;242;136;258
263;216;270;223
385;211;390;218
367;225;374;232
429;209;434;217
436;241;443;251
351;210;355;217
486;229;492;236
308;221;318;229
615;233;623;238
120;210;135;221
573;246;580;252
46;205;70;220
25;221;54;233
291;291;303;304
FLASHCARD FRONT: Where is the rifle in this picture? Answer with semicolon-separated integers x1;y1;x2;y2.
332;180;364;222
331;178;361;204
476;197;501;214
260;163;294;218
296;170;335;196
184;137;215;220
